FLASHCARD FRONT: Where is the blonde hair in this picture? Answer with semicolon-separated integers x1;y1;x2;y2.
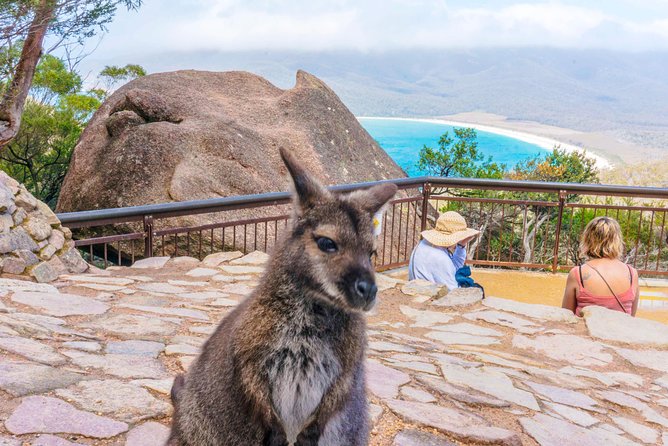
579;216;625;260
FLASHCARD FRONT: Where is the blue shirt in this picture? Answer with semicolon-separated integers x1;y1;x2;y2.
408;239;467;291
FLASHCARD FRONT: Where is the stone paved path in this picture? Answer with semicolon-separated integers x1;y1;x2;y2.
1;251;667;445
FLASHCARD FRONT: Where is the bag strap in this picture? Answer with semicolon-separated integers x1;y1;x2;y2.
586;264;628;314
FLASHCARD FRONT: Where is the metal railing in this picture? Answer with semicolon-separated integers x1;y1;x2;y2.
57;177;668;276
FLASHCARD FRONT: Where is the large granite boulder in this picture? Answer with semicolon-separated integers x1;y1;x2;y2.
0;172;89;282
56;70;407;245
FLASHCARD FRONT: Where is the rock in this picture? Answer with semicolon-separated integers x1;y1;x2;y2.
39;244;57;260
219;264;264;275
12;207;26;226
401;386;437;403
0;277;58;293
611;416;658;444
209;297;240;307
0;359;86;396
78;314;178;340
512;334;612;367
582;305;668;347
393;429;457;446
417;375;510;408
201;251;244;267
56;71;406;253
385;357;439;375
524;381;600;412
169;279;209;286
62;350;170;379
375;273;404;291
179;355;196;370
179;290;227;300
11;291;109;316
131;256;171;269
62;274;134;285
47;229;65;251
185;267;220;277
120;303;209;320
16;248;39;266
426;331;501;346
431;322;503;337
656;375;668;389
31;434;79;446
106;340;165;357
0;336;65;365
366;359;411;399
520;413;636;446
30;260;60;283
14;187;37;210
400;305;453;327
613;347;668;373
219;283;255;296
5;395;128;438
431;287;483;307
401;280;443;298
130;378;174;395
439;363;540;410
24;215;53;241
2;257;26;274
55;379;171;423
62;341;101;352
230;250;270;265
463;310;541;334
137;282;187;294
168;256;201;266
483;296;579;323
598;390;668;428
58;248;88;273
543;402;599;427
165;343;200;355
125;422;171;446
0;436;20;446
0;227;38;254
387;399;521;446
369;341;416;353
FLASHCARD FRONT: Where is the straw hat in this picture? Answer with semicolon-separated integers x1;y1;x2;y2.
421;211;480;248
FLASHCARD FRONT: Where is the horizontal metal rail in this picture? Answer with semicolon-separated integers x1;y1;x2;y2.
56;176;668;276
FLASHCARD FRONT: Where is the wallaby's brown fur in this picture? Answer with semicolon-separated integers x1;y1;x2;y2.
167;148;397;446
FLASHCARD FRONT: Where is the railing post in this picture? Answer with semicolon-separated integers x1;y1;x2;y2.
551;191;567;273
143;215;154;258
420;181;431;231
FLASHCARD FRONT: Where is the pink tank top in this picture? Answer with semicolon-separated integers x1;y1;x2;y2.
574;264;636;316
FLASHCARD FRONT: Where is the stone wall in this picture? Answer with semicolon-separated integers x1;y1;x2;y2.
0;172;89;282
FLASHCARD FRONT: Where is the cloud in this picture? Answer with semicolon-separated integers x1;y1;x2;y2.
85;0;668;58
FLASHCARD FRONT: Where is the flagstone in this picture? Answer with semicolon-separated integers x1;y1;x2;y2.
543;402;600;427
62;350;170;379
431;287;483;307
137;282;187;294
119;303;208;320
401;386;437;403
613;347;668;373
165;343;200;355
520;413;636;446
525;381;600;412
426;331;500;346
185;267;220;277
366;359;410;399
5;396;128;438
125;422;171;446
387;399;521;446
219;283;254;295
392;429;457;446
61;275;134;286
0;359;86;396
201;251;243;267
229;250;270;265
11;291;109;316
219;265;264;275
369;340;416;353
0;278;58;293
78;314;178;340
483;297;579;323
106;340;165;357
598;390;668;428
582;305;668;347
611;416;658;444
463;310;541;334
401;280;443;298
131;257;170;269
0;336;65;365
400;305;453;327
55;379;171;423
31;434;79;446
130;378;175;395
512;334;612;367
417;374;510;408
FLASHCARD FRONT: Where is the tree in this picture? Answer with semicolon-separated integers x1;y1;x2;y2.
417;128;505;182
0;55;144;207
507;148;600;264
0;0;142;148
98;63;145;91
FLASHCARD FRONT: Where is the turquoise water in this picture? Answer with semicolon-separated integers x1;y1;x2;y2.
359;118;549;177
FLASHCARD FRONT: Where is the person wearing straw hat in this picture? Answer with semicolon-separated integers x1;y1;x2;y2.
409;211;480;291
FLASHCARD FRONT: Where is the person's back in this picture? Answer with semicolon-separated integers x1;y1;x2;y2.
562;217;639;316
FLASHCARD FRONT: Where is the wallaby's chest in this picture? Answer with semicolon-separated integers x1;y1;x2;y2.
267;328;342;444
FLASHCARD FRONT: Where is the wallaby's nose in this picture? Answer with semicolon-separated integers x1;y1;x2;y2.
355;279;377;302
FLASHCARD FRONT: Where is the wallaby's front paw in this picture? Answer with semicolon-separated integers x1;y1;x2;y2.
295;423;320;446
263;427;288;446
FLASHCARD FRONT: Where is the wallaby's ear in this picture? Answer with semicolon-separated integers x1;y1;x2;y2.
280;148;329;213
349;182;398;215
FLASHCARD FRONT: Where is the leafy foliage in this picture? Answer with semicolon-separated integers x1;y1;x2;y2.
98;63;146;91
417;128;505;180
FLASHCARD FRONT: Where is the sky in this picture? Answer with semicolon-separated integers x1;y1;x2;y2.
72;0;668;74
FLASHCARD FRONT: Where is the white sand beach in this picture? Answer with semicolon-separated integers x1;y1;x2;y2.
360;116;612;169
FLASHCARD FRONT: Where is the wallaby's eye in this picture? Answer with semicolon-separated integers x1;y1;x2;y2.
316;237;338;253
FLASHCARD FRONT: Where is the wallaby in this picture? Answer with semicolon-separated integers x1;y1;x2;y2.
168;148;397;446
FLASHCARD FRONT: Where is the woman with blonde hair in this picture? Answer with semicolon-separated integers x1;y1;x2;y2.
562;216;639;316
